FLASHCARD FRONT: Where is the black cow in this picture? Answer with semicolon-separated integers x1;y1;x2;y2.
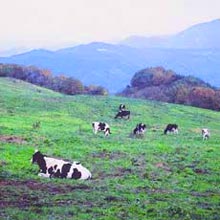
133;123;147;136
114;110;130;119
164;124;178;134
32;150;91;180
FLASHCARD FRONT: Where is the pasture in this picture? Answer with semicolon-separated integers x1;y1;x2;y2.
0;77;220;219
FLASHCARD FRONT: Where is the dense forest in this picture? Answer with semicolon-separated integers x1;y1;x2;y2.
119;67;220;111
0;64;107;96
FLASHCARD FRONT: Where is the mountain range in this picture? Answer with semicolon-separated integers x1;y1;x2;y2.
121;19;220;49
0;19;220;93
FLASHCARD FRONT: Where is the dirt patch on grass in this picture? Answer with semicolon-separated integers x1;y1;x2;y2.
104;196;125;202
0;179;90;209
0;135;26;144
155;162;172;172
190;128;202;134
91;149;127;160
193;168;209;174
134;186;177;194
93;167;133;180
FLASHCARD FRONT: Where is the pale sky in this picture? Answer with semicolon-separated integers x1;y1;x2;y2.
0;0;220;51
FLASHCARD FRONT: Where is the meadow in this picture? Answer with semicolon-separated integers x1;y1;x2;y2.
0;77;220;220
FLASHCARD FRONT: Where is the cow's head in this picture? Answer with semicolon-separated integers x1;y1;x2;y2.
202;128;208;134
31;150;44;164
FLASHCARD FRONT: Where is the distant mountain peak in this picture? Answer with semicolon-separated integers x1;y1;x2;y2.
121;18;220;49
10;48;53;58
209;18;220;23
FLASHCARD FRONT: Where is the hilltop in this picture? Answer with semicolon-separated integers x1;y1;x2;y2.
119;66;220;111
0;78;220;219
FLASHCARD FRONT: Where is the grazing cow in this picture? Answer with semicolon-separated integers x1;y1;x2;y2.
164;124;178;134
114;110;130;119
92;122;111;136
133;123;147;136
119;104;126;111
202;128;210;140
31;150;91;180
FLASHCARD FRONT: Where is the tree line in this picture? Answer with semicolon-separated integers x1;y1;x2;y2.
0;64;107;96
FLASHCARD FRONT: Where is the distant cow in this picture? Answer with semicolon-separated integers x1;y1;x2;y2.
92;122;111;136
164;124;178;134
119;104;126;111
202;128;210;140
32;150;91;180
133;123;147;136
114;110;130;119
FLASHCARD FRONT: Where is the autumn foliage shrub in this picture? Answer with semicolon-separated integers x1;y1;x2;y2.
0;64;108;96
120;66;219;111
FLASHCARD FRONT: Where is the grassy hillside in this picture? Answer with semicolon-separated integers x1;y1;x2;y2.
0;77;220;220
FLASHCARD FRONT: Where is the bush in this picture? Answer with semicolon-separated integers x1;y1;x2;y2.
131;67;180;88
120;66;220;111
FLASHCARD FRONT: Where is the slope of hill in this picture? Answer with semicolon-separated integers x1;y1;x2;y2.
121;19;220;49
1;78;220;219
119;67;220;111
0;42;220;93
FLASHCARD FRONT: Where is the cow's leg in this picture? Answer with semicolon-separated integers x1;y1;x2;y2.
93;128;97;134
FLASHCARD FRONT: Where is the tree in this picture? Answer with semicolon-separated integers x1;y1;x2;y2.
188;87;215;109
85;85;108;95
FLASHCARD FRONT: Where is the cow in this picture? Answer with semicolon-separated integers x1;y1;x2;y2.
114;110;130;119
31;150;92;180
92;122;111;136
119;104;126;111
202;128;210;140
133;123;147;136
164;124;178;134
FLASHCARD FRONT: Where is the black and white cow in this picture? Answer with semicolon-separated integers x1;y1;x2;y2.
202;128;210;140
164;124;178;134
92;122;111;136
114;110;130;119
31;150;91;180
119;104;126;111
133;123;147;136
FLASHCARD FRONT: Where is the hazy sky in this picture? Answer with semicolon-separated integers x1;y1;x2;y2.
0;0;220;51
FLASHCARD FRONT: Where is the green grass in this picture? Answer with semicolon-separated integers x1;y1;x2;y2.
0;77;220;220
